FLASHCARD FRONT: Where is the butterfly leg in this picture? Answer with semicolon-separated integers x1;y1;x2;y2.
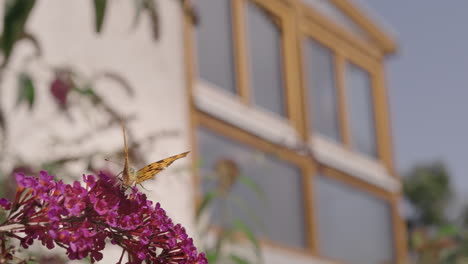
138;183;149;191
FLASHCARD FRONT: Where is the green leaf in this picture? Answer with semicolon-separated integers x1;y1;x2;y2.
411;231;425;249
1;0;36;64
41;161;64;175
0;208;7;225
82;255;92;263
0;109;5;135
93;0;107;33
229;254;251;264
206;249;219;264
196;190;218;219
227;195;266;233
232;219;261;257
238;175;267;203
403;161;451;226
73;86;96;97
438;224;459;237
17;72;35;110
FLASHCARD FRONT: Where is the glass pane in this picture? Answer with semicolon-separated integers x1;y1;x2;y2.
246;2;285;116
198;127;306;248
304;38;341;142
346;63;377;157
314;175;394;264
195;0;236;94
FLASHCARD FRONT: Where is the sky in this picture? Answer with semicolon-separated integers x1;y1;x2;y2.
360;0;468;205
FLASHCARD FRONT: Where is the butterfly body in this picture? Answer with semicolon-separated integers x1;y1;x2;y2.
121;124;189;187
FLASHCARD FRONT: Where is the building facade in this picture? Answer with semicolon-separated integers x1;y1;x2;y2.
185;0;405;264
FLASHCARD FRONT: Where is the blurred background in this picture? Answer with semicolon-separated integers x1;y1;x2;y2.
0;0;466;264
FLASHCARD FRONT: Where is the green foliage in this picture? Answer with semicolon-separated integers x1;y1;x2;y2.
0;208;7;225
1;0;36;64
232;219;261;257
16;72;35;109
93;0;107;33
197;159;264;264
229;254;251;264
205;249;219;264
439;225;460;237
404;161;452;226
403;161;468;263
196;190;218;220
237;175;267;205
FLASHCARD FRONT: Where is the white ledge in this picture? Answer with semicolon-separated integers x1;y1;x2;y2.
194;81;301;148
310;135;401;192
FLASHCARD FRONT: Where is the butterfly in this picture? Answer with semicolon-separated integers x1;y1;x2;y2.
121;123;190;187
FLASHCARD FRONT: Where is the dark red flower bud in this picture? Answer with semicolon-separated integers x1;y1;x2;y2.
50;75;71;108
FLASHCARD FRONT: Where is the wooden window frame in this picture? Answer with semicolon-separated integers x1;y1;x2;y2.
183;0;406;263
298;7;396;178
189;110;406;264
197;0;302;128
190;0;303;150
194;111;316;256
312;165;407;264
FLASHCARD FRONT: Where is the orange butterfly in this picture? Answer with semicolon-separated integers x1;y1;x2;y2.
121;124;189;186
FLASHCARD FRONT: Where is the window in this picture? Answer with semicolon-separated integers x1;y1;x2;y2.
346;63;377;157
246;2;286;116
300;6;382;161
304;38;341;142
194;0;293;120
195;0;236;94
198;126;307;248
186;0;404;262
314;174;394;264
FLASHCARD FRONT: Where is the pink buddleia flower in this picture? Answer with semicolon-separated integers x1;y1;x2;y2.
0;198;11;210
0;171;207;264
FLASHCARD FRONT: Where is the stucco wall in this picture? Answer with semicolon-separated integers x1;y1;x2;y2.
0;1;194;262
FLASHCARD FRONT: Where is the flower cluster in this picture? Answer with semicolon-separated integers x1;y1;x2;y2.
0;171;207;264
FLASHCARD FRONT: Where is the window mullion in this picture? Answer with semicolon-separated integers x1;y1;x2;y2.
281;6;305;138
391;194;409;264
334;53;351;148
232;0;251;104
303;164;319;254
373;66;395;175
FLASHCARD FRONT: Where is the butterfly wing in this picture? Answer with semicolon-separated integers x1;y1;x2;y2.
135;151;190;184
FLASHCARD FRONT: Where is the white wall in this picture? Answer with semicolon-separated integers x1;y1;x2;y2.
0;1;195;262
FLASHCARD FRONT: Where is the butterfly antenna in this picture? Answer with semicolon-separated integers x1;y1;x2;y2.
104;158;124;167
121;122;131;186
122;122;129;159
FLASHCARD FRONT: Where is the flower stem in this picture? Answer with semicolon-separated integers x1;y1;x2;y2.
0;223;24;232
